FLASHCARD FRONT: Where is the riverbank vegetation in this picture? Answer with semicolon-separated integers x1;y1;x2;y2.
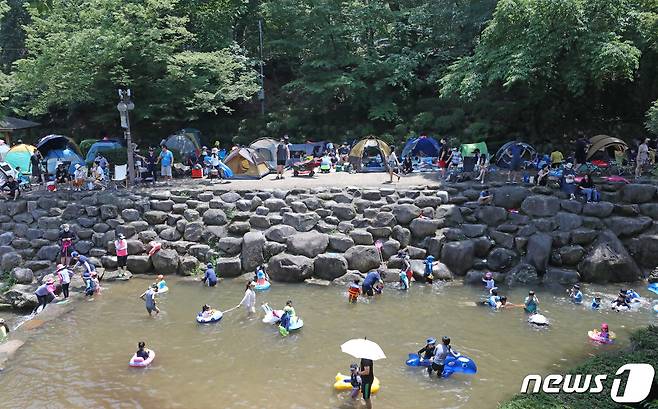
0;0;657;147
500;325;658;409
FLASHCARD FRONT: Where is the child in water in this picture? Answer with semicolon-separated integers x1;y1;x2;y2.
349;363;361;399
348;279;361;303
255;265;269;286
91;271;101;295
136;341;150;359
423;256;437;284
599;323;610;340
279;300;296;335
591;296;602;310
200;304;215;318
83;271;96;297
156;275;167;291
568;284;583;304
374;281;384;295
399;269;409;290
482;272;495;292
417;337;436;373
524;291;539;313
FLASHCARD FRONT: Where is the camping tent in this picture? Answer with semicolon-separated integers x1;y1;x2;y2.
163;131;201;163
459;141;488;158
0;141;9;161
288;141;327;158
0;161;19;185
36;134;85;174
349;137;391;172
79;139;98;156
6;143;36;174
249;138;279;169
493;141;537;169
224;147;270;179
401;136;441;158
586;135;628;160
85;140;124;163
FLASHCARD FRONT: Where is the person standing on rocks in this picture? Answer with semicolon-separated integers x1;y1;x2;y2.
71;251;96;276
58;224;77;266
275;137;290;180
56;264;72;300
34;278;57;312
157;145;174;182
114;234;129;276
29;149;45;188
635;137;650;179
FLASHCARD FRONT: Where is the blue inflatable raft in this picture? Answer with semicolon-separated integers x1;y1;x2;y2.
405;352;477;377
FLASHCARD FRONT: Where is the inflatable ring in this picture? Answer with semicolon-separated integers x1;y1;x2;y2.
196;310;223;324
405;353;477;376
158;286;169;294
129;350;155;367
261;304;303;331
334;373;380;393
588;330;616;344
254;281;270;292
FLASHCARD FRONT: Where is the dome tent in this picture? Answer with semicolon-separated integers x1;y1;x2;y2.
224;147;270;179
36;134;85;174
6;143;36;174
85;140;124;163
349;136;391;173
249;137;279;169
493;141;537;169
459;141;488;158
586;135;628;160
401;136;441;158
163;129;202;163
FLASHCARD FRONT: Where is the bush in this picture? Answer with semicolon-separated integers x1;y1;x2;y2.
499;326;658;409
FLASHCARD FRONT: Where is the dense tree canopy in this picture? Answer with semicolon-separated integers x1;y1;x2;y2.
0;0;656;148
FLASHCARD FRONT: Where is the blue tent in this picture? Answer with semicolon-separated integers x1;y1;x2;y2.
401;136;441;158
36;134;85;174
85;140;124;163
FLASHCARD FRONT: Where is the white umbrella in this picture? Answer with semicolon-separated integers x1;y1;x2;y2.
341;338;386;361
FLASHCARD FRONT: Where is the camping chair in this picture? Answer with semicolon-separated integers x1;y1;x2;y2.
111;164;128;189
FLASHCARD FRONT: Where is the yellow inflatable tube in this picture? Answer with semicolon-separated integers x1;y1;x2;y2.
334;373;380;394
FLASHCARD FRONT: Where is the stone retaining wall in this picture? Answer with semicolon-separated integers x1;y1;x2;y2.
1;181;657;307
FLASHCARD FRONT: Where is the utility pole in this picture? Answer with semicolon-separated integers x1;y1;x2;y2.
258;19;265;116
117;88;135;186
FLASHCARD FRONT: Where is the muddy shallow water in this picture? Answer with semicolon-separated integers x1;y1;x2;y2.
0;278;655;409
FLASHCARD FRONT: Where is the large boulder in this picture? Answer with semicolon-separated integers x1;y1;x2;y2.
10;267;33;284
475;206;507;226
582;202;614;218
2;284;37;308
329;234;355;253
521;195;560;217
440;240;474;275
640;203;658;220
381;239;401;260
216;257;242;278
332;204;356;220
202;209;228;225
265;225;297;243
344;246;381;272
151;249;179;274
268;254;314;282
283;212;320;232
604;216;652;238
409;218;441;238
241;232;265;272
619;184;656;204
526;233;552;273
628;234;658;268
127;255;152;273
505;263;540;286
543;268;580;285
555;212;582;231
373;212;396;228
286;231;329;258
557;245;585;266
392;204;421;224
486;248;516;271
217;237;243;256
391;225;411;248
349;229;374;245
143;210;168;225
313;253;348;280
578;230;641;283
493;186;530;209
35;244;60;261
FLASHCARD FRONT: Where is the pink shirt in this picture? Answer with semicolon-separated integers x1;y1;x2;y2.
115;239;128;257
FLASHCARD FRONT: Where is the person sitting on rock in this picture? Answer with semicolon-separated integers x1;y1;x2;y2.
477;189;493;206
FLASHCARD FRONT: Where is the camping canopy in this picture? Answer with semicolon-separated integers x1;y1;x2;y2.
224;147;270;179
586;135;628;160
164;131;201;163
493;141;537;169
36;134;85;174
459;142;488;158
85;140;124;163
6;143;36;174
288;141;326;157
0;161;19;184
0;142;9;161
249;137;279;169
349;137;391;158
401;136;441;158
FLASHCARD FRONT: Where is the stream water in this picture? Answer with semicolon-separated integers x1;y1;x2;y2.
0;277;655;409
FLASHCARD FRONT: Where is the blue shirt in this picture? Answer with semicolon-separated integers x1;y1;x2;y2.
363;271;381;288
510;144;522;161
203;268;217;284
424;260;433;275
75;255;95;272
573;291;583;304
160;150;174;167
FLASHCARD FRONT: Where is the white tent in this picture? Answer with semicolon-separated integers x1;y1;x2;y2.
249;138;279;169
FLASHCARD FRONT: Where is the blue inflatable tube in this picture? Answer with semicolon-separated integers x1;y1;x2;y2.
647;283;658;296
406;352;477;376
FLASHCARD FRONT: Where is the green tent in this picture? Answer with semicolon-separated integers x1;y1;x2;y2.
459;142;488;157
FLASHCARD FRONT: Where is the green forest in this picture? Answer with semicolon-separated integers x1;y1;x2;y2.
0;0;657;149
